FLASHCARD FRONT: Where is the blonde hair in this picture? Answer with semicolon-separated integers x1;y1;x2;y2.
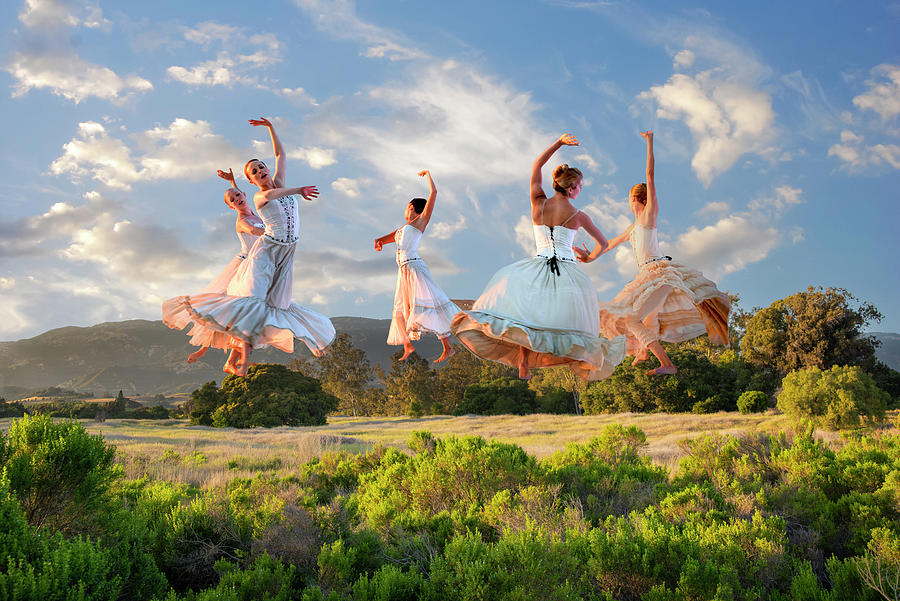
552;164;583;196
630;183;647;205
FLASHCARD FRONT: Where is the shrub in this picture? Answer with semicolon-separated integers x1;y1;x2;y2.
2;414;117;533
737;390;769;414
190;364;339;428
454;379;536;415
778;365;889;430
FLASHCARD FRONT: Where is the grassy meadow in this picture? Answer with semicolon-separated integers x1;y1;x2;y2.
5;411;896;489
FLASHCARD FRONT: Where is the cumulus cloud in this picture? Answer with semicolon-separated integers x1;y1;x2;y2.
276;86;318;106
828;129;900;171
331;177;361;197
699;201;730;215
50;119;248;189
672;214;779;280
294;0;426;61
18;0;109;29
852;64;900;121
429;215;468;240
287;146;337;170
748;185;804;214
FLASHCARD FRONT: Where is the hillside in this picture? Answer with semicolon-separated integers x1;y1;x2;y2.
874;332;900;372
0;318;441;397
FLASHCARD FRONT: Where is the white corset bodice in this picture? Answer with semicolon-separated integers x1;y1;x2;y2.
258;195;299;244
630;224;664;266
395;224;422;265
533;225;577;263
237;215;264;257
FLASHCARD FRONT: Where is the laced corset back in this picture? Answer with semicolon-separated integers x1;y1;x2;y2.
534;200;579;275
258;195;299;245
395;224;422;265
236;215;264;257
629;223;664;266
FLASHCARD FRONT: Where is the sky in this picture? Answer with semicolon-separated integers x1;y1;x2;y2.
1;0;899;342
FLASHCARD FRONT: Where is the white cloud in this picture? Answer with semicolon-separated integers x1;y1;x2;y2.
748;185;803;214
331;177;360;198
852;64;900;120
276;87;318;106
287;146;337;170
51;119;248;189
828;129;900;171
790;227;805;244
514;215;534;254
699;201;729;215
673;49;695;69
429;215;467;240
8;52;152;104
673;214;778;280
18;0;109;29
294;0;426;61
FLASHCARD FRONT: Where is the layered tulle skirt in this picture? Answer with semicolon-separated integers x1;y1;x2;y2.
451;257;625;380
597;259;730;356
162;238;335;355
387;259;460;344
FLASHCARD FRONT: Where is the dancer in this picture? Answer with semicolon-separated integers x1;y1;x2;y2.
584;131;730;375
165;117;336;376
451;134;625;380
374;170;459;363
162;169;264;374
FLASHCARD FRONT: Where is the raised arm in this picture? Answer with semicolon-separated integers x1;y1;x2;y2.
374;229;398;251
217;168;239;189
641;131;658;224
413;170;437;229
531;134;578;202
255;185;319;207
249;117;286;187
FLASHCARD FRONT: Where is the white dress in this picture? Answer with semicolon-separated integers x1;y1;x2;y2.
386;224;460;344
163;195;335;356
597;224;730;356
451;212;625;381
162;215;263;350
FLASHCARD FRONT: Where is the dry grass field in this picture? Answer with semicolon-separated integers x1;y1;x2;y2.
2;411;896;489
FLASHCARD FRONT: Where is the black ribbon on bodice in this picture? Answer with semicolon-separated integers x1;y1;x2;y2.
547;226;561;276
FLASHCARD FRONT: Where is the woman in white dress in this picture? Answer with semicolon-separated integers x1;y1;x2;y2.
162;168;264;374
451;134;625;380
586;131;730;375
374;170;459;363
164;118;336;376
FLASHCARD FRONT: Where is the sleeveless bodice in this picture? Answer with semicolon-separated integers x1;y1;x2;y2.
533;225;577;262
395;224;423;265
630;224;664;266
258;195;299;244
236;215;264;257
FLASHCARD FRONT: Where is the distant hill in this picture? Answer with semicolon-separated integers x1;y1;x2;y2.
0;318;441;397
873;332;900;372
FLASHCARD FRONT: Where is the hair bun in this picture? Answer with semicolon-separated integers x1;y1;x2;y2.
552;164;569;180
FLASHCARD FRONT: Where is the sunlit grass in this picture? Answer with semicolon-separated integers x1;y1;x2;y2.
2;410;895;487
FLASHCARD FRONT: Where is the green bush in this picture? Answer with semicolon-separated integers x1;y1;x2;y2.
189;364;338;428
778;365;889;430
737;390;769;414
454;379;536;415
2;414;117;533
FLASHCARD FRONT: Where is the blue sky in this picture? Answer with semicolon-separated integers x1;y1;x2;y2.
1;0;898;341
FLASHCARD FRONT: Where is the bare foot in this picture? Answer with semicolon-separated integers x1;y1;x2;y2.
187;347;208;364
223;362;239;375
400;345;415;361
434;347;455;363
646;365;677;376
632;350;650;365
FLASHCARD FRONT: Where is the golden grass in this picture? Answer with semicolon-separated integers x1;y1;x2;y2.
2;410;895;487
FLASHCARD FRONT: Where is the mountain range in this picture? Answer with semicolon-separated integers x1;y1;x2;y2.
1;320;897;399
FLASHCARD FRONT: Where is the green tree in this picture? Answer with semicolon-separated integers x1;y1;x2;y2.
741;287;882;377
455;379;536;415
777;365;889;430
189;364;338;428
736;390;768;414
382;351;439;416
312;333;376;417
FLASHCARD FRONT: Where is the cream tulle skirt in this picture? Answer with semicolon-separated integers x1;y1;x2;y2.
451;257;625;381
162;238;335;355
387;259;460;344
597;259;730;356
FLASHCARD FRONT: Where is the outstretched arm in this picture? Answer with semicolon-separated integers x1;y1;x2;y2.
249;117;286;187
255;185;319;206
374;230;398;251
237;216;265;236
217;168;239;189
531;134;578;201
413;170;437;229
641;131;658;224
